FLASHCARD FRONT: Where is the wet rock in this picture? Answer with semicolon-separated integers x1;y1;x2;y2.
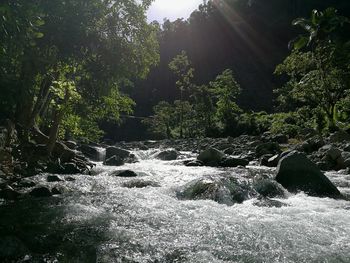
122;180;160;188
16;179;36;188
105;146;130;160
329;130;350;143
29;186;52;197
47;175;63;182
319;146;345;171
299;137;324;153
53;142;76;163
255;142;280;157
197;148;225;167
275;151;341;198
253;197;288;208
223;147;235;155
65;140;77;149
178;177;254;205
156;149;179;161
0;185;21;200
78;144;100;161
63;162;81;174
185;160;203;167
110;170;138;177
46;161;64;174
260;154;274;167
51;186;66;195
253;179;287;198
66;176;76;181
220;157;249;167
104;156;124;166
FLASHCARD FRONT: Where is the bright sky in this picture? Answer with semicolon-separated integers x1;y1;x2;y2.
147;0;204;23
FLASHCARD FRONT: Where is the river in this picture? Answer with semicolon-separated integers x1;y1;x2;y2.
0;149;350;262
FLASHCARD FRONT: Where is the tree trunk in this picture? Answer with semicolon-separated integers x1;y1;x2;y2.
28;76;52;129
47;88;70;155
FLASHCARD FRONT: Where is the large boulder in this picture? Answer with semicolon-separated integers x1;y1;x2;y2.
105;147;130;160
177;177;254;205
78;144;100;161
156;149;179;161
197;147;225;166
275;151;341;198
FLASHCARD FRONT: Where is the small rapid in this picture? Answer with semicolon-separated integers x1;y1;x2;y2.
0;149;350;262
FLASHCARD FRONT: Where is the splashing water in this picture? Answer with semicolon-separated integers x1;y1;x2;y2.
0;149;350;262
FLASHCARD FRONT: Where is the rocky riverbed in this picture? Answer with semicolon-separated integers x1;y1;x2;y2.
1;131;350;262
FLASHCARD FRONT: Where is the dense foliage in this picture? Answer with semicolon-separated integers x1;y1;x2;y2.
0;0;159;146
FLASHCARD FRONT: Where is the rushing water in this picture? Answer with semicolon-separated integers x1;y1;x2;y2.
1;149;350;262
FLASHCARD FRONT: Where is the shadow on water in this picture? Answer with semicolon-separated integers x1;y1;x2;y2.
0;195;110;262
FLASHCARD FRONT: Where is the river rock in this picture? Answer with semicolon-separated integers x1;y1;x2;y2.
253;179;287;198
219;157;249;167
78;144;100;161
29;186;52;197
197;147;225;166
122;180;160;188
177;177;253;205
185;160;203;167
275;151;341;198
47;175;63;182
104;156;124;166
329;130;350;143
253;197;288;208
65;140;77;149
156;149;179;161
255;142;280;157
63;162;81;174
106;146;130;160
110;170;138;177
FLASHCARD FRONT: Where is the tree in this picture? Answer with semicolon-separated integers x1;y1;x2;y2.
169;51;194;138
209;69;242;134
143;101;175;139
276;8;350;131
0;0;159;147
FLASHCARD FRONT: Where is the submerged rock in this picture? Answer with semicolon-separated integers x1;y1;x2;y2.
177;177;254;205
275;151;341;198
197;148;225;166
156;149;179;161
185;160;203;167
122;180;160;188
253;197;288;208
